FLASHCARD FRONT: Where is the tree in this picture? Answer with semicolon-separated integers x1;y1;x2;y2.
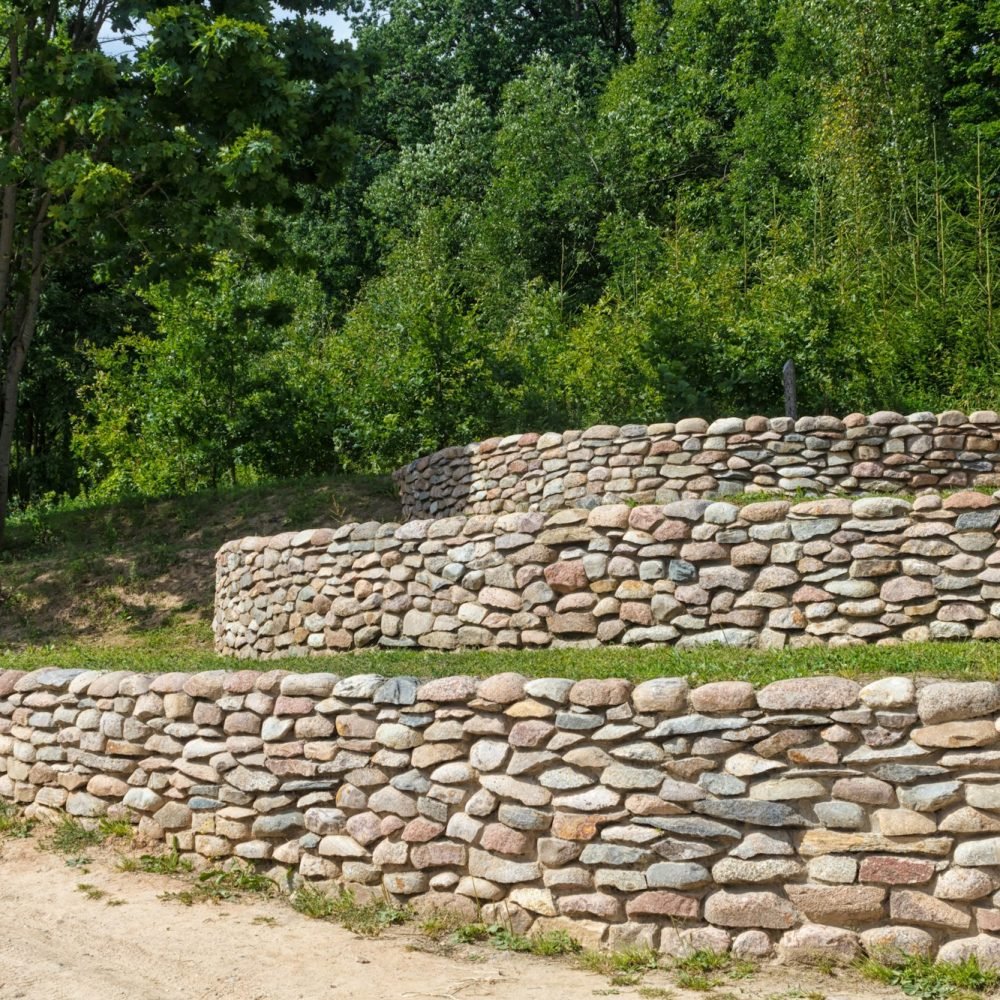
0;0;370;541
74;255;342;496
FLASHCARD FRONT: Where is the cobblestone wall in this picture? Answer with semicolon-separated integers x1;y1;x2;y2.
215;491;1000;658
5;667;1000;967
393;411;1000;520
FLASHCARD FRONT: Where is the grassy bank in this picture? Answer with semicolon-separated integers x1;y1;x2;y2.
5;477;1000;682
0;475;398;658
5;638;1000;685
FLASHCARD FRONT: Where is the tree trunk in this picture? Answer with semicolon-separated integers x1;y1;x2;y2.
0;196;48;545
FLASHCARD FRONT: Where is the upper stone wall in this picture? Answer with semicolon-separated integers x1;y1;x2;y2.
392;410;1000;520
214;490;1000;659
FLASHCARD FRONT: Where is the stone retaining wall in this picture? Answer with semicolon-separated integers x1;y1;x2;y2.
5;667;1000;967
214;490;1000;658
393;411;1000;520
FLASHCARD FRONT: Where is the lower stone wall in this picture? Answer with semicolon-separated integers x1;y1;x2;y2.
214;490;1000;658
5;667;1000;966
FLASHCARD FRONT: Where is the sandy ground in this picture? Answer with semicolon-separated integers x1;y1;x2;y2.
0;836;903;1000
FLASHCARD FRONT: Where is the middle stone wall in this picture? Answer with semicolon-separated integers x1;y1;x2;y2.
215;491;1000;658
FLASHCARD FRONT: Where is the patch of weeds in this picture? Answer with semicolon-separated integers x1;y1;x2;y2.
160;861;277;906
105;897;126;907
670;950;756;989
46;818;103;854
858;955;1000;1000
65;855;91;869
579;947;660;986
449;922;580;957
811;956;838;976
98;817;134;840
290;884;339;919
76;882;107;901
252;915;277;926
674;971;721;991
290;886;411;936
119;838;193;875
766;991;825;1000
638;989;675;1000
452;922;491;944
0;801;35;839
196;861;277;899
420;909;470;940
673;950;730;975
528;930;582;957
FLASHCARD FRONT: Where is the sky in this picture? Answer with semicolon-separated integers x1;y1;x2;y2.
101;7;354;55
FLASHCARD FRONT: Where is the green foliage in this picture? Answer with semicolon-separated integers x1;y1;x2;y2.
119;838;194;876
161;861;278;905
45;818;105;854
74;254;346;497
0;801;35;839
858;955;1000;1000
14;0;1000;533
450;922;581;956
290;886;412;935
579;947;660;986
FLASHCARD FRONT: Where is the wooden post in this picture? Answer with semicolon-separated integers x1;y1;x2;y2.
783;359;797;421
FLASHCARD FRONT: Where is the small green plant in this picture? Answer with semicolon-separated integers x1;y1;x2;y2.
638;989;675;1000
528;930;582;957
670;949;755;989
76;882;107;901
160;860;277;905
449;922;580;956
0;801;35;839
858;955;1000;1000
420;909;469;940
674;971;720;991
197;861;277;898
579;947;660;985
252;915;277;926
98;817;134;840
119;837;193;875
673;950;730;975
46;818;103;854
290;886;412;935
290;884;339;920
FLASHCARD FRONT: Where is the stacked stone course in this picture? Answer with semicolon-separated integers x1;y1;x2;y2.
215;490;1000;657
6;668;1000;966
394;410;1000;519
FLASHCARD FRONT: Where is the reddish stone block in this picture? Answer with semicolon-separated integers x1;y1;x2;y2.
860;856;935;885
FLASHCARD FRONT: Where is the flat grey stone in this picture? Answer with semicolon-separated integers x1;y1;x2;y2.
646;862;711;889
637;816;741;840
694;798;811;827
648;714;749;738
373;676;418;705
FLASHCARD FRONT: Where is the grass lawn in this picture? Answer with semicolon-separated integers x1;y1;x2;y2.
5;637;1000;685
4;475;1000;682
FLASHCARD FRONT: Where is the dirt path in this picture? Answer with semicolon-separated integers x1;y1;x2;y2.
0;836;900;1000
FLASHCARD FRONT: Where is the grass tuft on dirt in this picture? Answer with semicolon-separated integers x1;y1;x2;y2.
289;885;412;935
